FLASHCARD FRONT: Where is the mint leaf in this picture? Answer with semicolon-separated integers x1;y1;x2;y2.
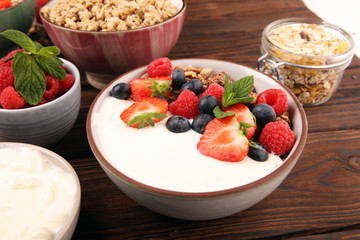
127;112;167;128
13;51;46;105
34;54;66;80
221;75;254;109
1;30;37;54
35;42;44;52
39;46;61;56
213;106;235;119
232;76;254;98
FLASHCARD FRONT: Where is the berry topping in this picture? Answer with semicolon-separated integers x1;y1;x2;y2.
0;49;23;68
256;89;288;116
248;142;268;162
197;116;249;162
171;68;186;90
191;114;214;134
189;79;203;94
199;83;225;106
166;115;191;133
259;121;295;156
0;67;15;92
0;30;67;105
111;82;131;100
0;0;11;10
223;103;256;140
179;81;194;93
147;57;172;78
169;89;199;119
129;76;172;101
58;73;75;94
0;86;26;109
252;103;276;129
198;95;219;115
43;76;60;101
120;97;168;128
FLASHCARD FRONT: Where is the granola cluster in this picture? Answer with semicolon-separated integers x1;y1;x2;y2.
173;65;228;88
41;0;177;31
266;23;348;105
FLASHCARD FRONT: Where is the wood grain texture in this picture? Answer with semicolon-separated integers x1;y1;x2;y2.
43;0;360;239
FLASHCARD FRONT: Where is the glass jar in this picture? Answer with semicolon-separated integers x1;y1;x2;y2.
258;18;355;106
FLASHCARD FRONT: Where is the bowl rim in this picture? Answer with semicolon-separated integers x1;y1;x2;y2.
0;57;80;113
40;0;187;34
0;141;81;239
0;0;31;13
86;58;308;198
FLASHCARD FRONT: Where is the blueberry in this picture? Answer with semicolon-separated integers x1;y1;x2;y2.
191;114;214;134
252;103;276;128
166;115;191;133
198;95;220;115
190;79;203;94
180;81;194;92
171;68;186;90
111;83;131;100
248;142;268;162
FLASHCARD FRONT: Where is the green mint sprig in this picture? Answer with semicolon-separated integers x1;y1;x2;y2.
0;30;66;105
127;112;167;128
213;75;254;119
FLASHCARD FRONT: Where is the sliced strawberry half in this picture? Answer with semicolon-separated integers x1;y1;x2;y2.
129;76;172;101
197;116;249;162
120;97;168;128
223;103;256;140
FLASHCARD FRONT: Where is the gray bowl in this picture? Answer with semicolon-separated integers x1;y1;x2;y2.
0;58;81;147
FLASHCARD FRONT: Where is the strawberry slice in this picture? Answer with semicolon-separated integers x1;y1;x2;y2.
223;103;256;140
129;76;172;101
120;97;168;128
197;116;249;162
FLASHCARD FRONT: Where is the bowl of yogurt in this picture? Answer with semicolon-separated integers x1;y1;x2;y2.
0;142;81;240
86;58;308;220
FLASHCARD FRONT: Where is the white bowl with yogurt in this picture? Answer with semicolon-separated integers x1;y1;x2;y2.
86;59;308;220
0;142;81;240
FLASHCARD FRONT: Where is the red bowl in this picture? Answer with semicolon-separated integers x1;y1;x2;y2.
40;0;186;89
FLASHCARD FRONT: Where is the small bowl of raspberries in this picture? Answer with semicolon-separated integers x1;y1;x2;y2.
87;58;308;220
0;30;81;147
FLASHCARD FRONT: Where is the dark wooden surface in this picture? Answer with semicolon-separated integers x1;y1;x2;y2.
46;0;360;239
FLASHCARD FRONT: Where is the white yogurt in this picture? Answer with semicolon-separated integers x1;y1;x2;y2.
92;97;284;192
0;147;78;240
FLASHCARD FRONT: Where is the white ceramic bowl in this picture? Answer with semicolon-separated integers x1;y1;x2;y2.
0;142;81;240
86;59;308;220
0;58;81;147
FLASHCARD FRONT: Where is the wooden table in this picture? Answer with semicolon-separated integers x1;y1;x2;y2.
46;0;360;239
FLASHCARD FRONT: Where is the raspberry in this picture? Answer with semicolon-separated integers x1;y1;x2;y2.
200;83;225;104
0;86;26;109
259;121;295;156
169;89;199;119
0;49;24;68
58;74;75;94
147;57;172;77
256;89;288;116
44;75;59;101
0;67;15;92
